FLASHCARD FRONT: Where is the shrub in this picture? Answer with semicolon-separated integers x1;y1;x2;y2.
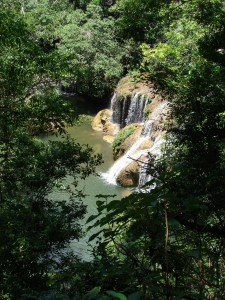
112;125;135;150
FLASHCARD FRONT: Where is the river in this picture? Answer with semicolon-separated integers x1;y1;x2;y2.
65;95;130;261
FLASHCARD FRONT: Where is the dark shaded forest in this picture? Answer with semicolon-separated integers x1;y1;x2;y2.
0;0;225;299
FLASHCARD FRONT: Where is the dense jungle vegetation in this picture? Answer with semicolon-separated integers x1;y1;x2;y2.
0;0;224;299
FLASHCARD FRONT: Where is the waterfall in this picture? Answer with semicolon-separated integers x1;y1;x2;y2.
102;120;155;185
111;93;130;127
142;119;154;136
110;93;117;113
137;122;153;189
101;137;147;185
125;93;140;125
126;94;149;125
110;93;149;128
138;135;164;189
106;90;167;187
138;168;152;188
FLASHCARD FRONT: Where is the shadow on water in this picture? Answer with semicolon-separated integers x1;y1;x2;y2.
65;94;107;116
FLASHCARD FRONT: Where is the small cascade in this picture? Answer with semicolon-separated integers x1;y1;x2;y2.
142;119;154;136
110;93;117;111
110;93;150;128
138;168;152;188
102;119;155;185
102;137;147;185
149;135;164;156
125;93;140;125
111;93;130;127
126;94;149;125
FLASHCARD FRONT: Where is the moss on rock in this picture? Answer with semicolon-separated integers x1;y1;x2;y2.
112;124;135;151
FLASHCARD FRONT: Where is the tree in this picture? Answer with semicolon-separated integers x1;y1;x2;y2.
22;0;123;98
0;7;101;299
111;0;172;42
85;1;225;299
56;3;123;98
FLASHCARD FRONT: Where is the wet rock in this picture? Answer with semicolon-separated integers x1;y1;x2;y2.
92;109;119;136
116;160;139;187
113;124;143;160
104;122;120;136
116;75;164;104
91;109;112;132
103;135;114;144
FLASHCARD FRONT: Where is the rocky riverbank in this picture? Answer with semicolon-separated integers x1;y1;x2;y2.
92;76;169;187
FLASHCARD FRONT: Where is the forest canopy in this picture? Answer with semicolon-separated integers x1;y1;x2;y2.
0;0;225;299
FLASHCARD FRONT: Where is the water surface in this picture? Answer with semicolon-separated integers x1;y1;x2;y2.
65;97;130;260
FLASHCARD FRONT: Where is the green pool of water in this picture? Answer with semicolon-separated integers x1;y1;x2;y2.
58;94;130;260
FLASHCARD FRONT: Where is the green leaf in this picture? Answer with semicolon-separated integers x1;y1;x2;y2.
86;214;100;224
127;291;142;300
83;287;101;300
88;230;104;242
106;291;127;300
105;200;120;211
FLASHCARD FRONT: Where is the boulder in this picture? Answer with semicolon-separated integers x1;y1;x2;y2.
103;122;120;136
92;109;119;136
113;124;143;160
91;109;112;132
103;135;114;144
116;160;139;187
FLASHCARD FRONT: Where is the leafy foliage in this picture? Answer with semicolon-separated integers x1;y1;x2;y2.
23;1;123;98
112;125;135;151
84;1;225;299
1;0;225;299
57;4;123;98
111;0;170;43
0;7;102;299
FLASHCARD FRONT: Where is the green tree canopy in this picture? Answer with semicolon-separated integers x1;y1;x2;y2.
0;7;101;299
22;0;123;98
84;1;225;299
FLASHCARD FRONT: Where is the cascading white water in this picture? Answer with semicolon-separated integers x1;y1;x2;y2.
102;120;155;185
125;93;140;124
126;94;150;125
138;168;152;188
106;91;168;186
110;93;117;111
139;101;168;186
110;93;130;127
110;93;121;124
138;135;164;188
102;137;147;185
142;119;154;136
110;93;150;128
137;122;154;189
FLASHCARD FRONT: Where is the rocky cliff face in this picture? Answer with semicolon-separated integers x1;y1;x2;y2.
92;76;169;187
